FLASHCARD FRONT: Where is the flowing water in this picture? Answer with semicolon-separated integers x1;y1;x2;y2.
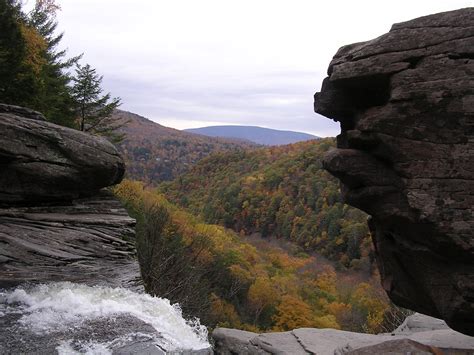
0;282;211;354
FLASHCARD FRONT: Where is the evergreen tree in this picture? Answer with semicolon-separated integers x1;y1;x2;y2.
71;63;125;143
0;0;79;127
0;0;33;104
26;0;81;127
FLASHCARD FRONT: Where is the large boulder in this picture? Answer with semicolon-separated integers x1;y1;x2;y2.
314;9;474;334
0;104;125;203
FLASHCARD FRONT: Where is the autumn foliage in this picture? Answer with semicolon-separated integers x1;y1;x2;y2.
114;180;407;333
160;138;374;270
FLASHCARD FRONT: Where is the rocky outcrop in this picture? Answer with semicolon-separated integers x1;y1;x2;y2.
314;8;474;334
0;104;139;286
212;314;474;354
0;105;125;204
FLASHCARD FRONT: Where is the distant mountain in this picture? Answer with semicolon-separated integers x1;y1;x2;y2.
184;125;318;145
114;110;256;183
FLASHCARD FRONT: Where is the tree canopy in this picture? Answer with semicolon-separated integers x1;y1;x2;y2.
160;139;374;270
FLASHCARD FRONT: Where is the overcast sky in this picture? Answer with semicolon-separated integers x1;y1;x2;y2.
48;0;473;136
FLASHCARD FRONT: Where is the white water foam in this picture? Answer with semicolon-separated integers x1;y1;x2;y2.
56;340;112;355
55;333;159;355
2;282;209;352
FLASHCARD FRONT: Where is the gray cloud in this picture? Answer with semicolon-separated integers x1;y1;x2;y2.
102;68;338;136
56;0;471;137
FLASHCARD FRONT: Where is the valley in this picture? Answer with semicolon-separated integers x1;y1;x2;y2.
114;130;404;334
114;180;396;334
159;138;373;271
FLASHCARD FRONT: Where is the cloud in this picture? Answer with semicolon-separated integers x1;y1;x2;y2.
55;0;472;137
103;67;336;135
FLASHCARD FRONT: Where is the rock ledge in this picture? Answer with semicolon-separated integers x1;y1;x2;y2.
213;314;474;354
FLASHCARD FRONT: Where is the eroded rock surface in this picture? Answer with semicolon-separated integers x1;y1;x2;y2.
213;314;474;354
314;8;474;334
0;104;125;203
0;190;139;288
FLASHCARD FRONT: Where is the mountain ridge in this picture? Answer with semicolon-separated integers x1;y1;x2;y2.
184;125;318;146
114;110;256;183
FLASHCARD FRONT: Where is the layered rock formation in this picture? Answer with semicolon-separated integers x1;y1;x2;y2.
0;191;138;288
314;8;474;334
0;104;135;287
213;314;474;354
0;104;125;204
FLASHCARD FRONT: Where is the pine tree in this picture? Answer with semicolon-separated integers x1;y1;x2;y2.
0;0;79;127
71;63;125;143
0;0;34;104
26;0;81;127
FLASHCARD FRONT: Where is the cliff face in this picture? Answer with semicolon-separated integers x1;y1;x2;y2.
314;8;474;335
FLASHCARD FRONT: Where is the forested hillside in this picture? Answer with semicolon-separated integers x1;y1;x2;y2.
160;138;373;270
114;180;404;334
115;110;256;182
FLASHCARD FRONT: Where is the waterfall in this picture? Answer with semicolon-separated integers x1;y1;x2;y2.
0;282;210;354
